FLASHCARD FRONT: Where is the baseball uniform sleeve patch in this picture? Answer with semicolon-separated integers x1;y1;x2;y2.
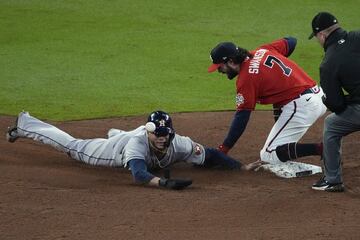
236;93;245;107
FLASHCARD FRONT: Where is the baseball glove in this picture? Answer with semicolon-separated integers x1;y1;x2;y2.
159;178;193;190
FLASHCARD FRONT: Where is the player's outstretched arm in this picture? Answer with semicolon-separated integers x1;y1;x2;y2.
128;159;155;184
148;176;192;190
203;147;241;169
128;159;192;190
241;159;266;171
218;110;251;154
203;148;265;171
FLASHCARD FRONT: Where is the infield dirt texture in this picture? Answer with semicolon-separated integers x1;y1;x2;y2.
1;111;360;239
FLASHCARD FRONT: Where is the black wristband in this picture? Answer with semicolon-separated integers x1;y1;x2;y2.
158;178;168;187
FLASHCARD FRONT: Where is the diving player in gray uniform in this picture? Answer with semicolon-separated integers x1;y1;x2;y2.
6;110;263;190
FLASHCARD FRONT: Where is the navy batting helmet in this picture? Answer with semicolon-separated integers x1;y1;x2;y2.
146;110;175;141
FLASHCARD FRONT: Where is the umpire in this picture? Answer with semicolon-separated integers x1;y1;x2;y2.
309;12;360;192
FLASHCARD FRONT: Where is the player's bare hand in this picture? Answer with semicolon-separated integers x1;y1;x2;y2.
242;159;267;171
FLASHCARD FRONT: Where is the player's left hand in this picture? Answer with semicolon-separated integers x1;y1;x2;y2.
242;159;267;171
159;178;193;190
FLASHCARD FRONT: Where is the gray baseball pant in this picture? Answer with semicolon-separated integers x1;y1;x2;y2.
323;104;360;183
15;112;122;167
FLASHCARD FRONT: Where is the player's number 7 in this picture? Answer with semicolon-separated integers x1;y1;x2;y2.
264;55;292;77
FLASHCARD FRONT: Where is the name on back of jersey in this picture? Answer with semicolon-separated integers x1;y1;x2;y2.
249;49;267;74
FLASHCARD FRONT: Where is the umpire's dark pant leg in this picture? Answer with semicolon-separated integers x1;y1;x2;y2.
323;104;360;183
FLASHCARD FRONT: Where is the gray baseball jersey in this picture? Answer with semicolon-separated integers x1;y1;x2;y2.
15;112;205;169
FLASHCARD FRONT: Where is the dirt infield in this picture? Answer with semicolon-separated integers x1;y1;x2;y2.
1;111;360;240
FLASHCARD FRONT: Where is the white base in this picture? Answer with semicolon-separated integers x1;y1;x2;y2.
260;161;322;178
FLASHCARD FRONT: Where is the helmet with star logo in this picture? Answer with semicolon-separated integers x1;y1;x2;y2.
145;110;175;142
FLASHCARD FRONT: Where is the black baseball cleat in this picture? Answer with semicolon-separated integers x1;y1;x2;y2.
6;126;18;143
6;115;19;143
312;176;345;192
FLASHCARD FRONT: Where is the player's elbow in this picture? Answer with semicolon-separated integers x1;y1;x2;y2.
284;37;297;56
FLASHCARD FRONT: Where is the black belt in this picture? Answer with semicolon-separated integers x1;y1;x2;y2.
293;88;315;100
300;88;314;96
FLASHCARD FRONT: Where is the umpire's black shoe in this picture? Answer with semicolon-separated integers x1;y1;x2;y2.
312;176;345;192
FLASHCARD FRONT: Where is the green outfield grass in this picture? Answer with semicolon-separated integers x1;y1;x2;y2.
1;0;359;120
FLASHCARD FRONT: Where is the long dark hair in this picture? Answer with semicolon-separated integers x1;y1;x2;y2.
231;47;253;64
